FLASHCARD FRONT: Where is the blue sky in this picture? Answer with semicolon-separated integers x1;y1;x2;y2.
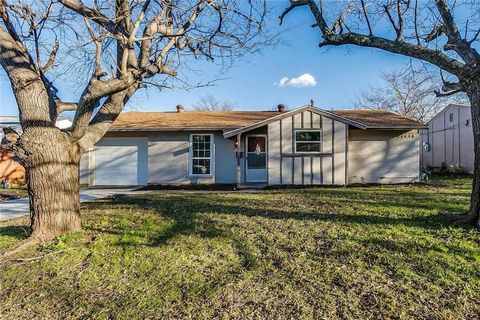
0;3;417;116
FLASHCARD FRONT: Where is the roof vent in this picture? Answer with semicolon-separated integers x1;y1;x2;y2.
277;104;286;113
176;104;185;113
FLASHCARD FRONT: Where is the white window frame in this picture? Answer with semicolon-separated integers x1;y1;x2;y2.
294;129;322;154
189;134;215;176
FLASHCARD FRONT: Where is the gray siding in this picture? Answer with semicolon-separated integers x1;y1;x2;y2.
148;132;191;183
93;137;149;186
84;131;237;185
267;110;348;186
79;150;90;185
148;132;236;184
421;104;473;173
349;129;420;183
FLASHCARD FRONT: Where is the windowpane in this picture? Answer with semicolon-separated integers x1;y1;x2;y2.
247;153;266;169
191;135;212;175
193;159;210;174
295;130;322;153
296;131;321;142
247;137;266;153
296;142;321;152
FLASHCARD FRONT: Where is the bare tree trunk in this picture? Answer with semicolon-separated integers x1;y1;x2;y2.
466;80;480;228
27;160;81;240
18;130;84;241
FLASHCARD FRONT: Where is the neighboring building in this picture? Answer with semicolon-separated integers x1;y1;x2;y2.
0;116;72;186
420;104;474;173
79;105;425;187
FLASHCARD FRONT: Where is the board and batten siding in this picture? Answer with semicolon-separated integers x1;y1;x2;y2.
349;129;420;183
267;110;348;186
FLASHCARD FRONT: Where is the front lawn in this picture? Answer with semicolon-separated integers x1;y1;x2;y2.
1;175;479;319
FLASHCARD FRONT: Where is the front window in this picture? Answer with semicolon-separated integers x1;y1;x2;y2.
295;130;322;153
190;134;212;175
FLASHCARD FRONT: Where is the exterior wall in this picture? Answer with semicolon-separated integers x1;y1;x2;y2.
421;105;473;173
93;137;149;186
79;150;90;185
86;131;237;185
349;129;420;184
148;131;236;184
267;110;348;185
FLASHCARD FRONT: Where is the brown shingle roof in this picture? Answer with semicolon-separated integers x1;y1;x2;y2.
331;110;426;129
111;111;281;131
110;108;426;132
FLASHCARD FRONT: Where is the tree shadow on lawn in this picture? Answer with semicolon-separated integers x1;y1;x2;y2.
0;225;29;240
83;190;474;252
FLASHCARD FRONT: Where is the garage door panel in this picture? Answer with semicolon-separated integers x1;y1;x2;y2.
94;145;138;186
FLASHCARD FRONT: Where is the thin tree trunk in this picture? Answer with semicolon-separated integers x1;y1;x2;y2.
27;160;82;240
466;80;480;228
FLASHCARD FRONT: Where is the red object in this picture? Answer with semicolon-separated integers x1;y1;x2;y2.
0;146;25;186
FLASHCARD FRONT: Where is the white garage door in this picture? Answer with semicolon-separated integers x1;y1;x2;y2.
94;145;139;186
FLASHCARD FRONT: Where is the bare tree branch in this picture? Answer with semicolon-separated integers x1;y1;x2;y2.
41;38;59;73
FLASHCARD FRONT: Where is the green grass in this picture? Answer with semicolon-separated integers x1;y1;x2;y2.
1;175;479;319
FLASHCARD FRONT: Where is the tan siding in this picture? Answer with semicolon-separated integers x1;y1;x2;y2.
322;157;333;184
294;157;303;184
293;113;302;128
333;122;347;185
303;156;312;185
281;118;292;154
322;116;333;153
349;129;419;183
266;109;346;185
281;157;293;184
312;157;321;184
268;122;281;185
312;113;321;129
302;111;312;128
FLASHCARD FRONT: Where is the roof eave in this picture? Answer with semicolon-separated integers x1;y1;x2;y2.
363;126;428;130
108;126;240;132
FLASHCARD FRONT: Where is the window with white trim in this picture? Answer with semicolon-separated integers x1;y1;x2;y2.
190;134;212;175
294;130;322;153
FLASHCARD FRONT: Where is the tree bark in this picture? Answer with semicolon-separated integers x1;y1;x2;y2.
466;80;480;228
27;160;82;240
17;129;84;241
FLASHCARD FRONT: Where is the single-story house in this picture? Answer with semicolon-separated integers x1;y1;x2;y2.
420;104;474;173
80;104;426;187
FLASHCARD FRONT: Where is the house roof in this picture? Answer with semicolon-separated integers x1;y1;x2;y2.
110;107;427;134
330;110;426;129
110;111;281;131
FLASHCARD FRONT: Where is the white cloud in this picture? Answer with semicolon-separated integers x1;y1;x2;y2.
277;77;289;87
274;73;317;88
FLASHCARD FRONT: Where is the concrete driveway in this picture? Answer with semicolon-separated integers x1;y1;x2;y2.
0;188;139;221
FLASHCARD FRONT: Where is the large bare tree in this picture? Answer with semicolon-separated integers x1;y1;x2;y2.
0;0;266;246
282;0;480;227
355;66;468;122
192;94;237;111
